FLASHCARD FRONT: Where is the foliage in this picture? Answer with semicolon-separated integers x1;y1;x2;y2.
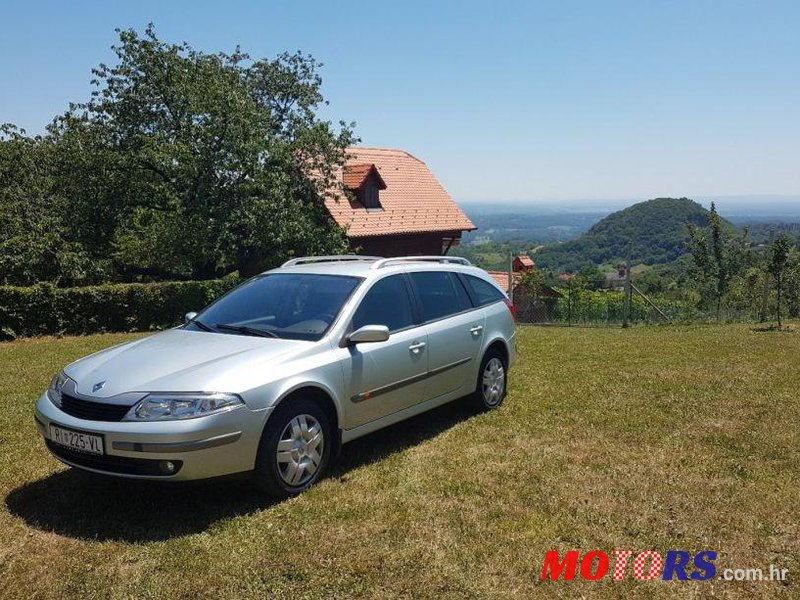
533;198;726;273
517;268;548;298
0;125;110;286
550;287;703;325
0;275;238;340
744;221;800;246
727;267;770;322
630;256;697;298
786;248;800;318
686;202;750;319
0;25;355;286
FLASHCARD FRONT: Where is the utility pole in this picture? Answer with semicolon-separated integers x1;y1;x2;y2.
508;251;514;304
622;259;632;328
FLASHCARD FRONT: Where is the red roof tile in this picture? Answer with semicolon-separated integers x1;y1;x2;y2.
488;271;521;293
489;270;562;298
514;255;535;268
343;163;386;191
325;147;476;238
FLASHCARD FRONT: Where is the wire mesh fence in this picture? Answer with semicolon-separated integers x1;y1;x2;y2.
513;286;756;326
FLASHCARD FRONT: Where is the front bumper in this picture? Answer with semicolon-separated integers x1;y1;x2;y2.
35;393;272;481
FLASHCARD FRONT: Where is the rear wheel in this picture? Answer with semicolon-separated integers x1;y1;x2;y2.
470;348;507;411
253;398;332;499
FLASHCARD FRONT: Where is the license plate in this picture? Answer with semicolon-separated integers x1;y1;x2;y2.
49;424;104;455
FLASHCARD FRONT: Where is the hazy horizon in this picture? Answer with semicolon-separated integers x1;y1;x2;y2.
459;194;800;215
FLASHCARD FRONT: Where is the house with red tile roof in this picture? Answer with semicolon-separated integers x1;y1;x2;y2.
324;147;476;256
513;255;535;271
488;260;561;323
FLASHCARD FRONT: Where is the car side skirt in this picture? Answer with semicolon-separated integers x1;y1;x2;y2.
341;387;470;444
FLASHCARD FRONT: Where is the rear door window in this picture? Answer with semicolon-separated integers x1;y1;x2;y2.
462;274;506;307
409;271;470;322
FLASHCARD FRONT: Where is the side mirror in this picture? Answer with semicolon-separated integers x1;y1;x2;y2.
347;325;390;344
185;311;198;324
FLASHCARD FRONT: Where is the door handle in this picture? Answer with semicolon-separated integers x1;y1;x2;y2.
408;341;426;354
469;325;484;335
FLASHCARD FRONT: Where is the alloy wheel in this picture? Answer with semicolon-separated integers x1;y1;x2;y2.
276;414;324;486
482;357;505;406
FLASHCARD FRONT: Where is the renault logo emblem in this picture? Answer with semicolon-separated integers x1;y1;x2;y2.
92;381;106;393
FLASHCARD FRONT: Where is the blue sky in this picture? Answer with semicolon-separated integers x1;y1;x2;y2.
1;0;798;203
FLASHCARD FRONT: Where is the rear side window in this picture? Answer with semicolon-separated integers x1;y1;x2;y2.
462;274;505;307
409;271;470;322
352;275;415;332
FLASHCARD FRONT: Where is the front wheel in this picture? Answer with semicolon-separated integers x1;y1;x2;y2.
253;398;332;499
469;348;507;411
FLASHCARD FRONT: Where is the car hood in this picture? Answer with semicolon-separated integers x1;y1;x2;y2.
65;329;310;398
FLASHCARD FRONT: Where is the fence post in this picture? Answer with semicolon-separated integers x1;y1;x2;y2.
567;281;572;327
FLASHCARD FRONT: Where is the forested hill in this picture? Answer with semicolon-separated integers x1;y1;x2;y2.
533;198;732;272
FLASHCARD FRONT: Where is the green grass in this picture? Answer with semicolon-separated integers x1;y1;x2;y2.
1;325;798;599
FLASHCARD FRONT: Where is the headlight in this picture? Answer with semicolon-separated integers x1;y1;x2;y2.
123;393;244;421
48;371;70;407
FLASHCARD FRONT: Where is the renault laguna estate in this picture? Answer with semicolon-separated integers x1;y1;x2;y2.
35;255;516;498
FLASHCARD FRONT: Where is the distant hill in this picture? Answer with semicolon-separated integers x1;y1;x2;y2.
533;198;733;272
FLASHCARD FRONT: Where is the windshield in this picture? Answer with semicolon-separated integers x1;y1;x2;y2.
187;273;362;341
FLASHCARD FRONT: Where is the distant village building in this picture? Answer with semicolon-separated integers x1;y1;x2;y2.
489;255;561;323
324;147;476;257
605;264;628;290
513;255;535;272
605;264;641;290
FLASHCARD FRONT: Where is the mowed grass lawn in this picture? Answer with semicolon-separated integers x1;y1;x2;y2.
0;324;798;599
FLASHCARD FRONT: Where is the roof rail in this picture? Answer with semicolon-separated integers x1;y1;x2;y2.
371;256;473;269
281;255;382;267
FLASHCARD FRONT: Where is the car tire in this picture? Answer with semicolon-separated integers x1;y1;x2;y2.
470;348;508;412
253;398;332;499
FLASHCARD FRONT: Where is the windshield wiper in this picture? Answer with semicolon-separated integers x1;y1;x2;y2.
215;323;280;338
190;318;216;333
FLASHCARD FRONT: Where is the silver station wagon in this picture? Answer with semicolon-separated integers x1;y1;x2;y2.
35;256;516;497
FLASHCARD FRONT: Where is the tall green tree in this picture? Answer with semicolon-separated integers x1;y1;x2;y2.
686;202;749;319
1;25;356;284
0;125;107;285
767;236;792;327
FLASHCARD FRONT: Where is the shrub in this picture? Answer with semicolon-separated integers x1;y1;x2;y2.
552;287;705;325
0;276;239;340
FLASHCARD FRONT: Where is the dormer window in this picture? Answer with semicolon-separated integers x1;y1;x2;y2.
343;163;387;210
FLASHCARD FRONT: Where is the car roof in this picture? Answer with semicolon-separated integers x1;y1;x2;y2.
264;256;498;283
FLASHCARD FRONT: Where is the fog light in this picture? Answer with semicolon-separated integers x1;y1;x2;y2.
159;460;176;474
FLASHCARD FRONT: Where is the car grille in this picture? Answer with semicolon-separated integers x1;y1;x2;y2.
45;440;183;476
60;393;133;422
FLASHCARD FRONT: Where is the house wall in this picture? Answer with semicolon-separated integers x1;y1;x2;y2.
352;232;461;257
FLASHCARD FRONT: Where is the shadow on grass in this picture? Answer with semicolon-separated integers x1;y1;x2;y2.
751;324;795;333
5;399;477;543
